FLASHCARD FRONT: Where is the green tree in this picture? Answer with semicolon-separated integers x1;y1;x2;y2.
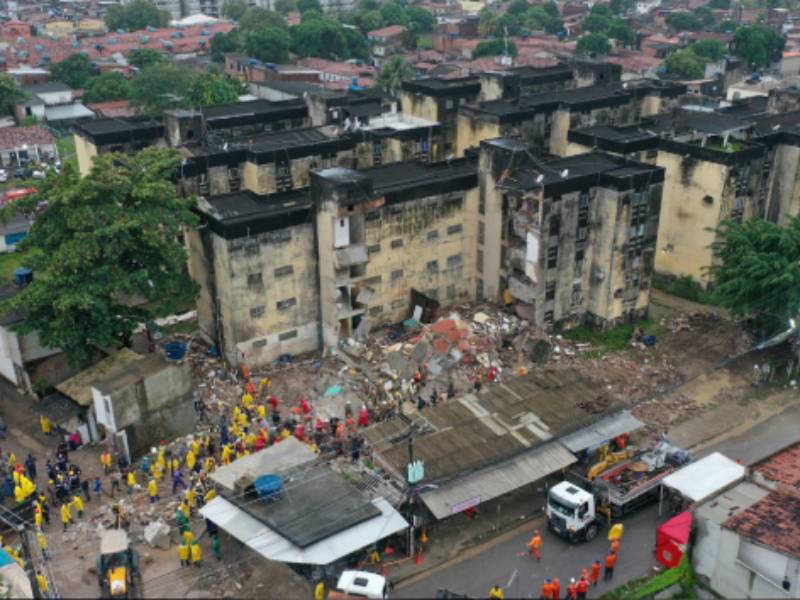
473;38;518;57
187;69;242;106
693;6;715;27
608;20;635;46
210;29;242;62
507;0;529;16
690;38;727;61
105;0;169;31
663;48;706;78
50;54;93;89
377;55;412;95
274;0;297;13
590;3;611;16
83;72;131;103
222;0;248;20
244;26;291;62
407;6;435;32
582;13;613;33
543;1;559;18
0;150;199;368
708;0;730;8
495;13;523;36
609;0;634;14
127;48;165;69
356;9;383;32
379;2;406;25
665;12;703;31
576;32;611;55
359;0;379;9
0;74;28;116
344;27;369;59
240;7;286;31
129;62;197;115
715;19;738;33
479;8;499;36
297;0;322;12
291;17;348;58
708;218;800;334
734;24;785;69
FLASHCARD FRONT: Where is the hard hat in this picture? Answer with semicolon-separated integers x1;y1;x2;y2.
570;578;575;583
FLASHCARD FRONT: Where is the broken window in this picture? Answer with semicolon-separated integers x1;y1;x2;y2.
547;247;558;269
274;265;294;278
391;269;404;280
276;298;296;311
477;250;484;274
367;243;381;254
544;310;554;324
478;221;485;245
279;330;297;341
427;260;439;272
365;210;380;221
545;281;556;301
575;249;585;262
427;230;439;241
391;238;403;248
247;272;263;288
447;224;463;235
250;306;265;318
549;215;560;236
447;253;463;267
253;338;267;348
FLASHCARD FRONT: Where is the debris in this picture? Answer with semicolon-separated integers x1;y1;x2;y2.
144;519;172;550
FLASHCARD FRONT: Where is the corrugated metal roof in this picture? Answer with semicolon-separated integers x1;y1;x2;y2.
559;410;644;453
419;441;576;520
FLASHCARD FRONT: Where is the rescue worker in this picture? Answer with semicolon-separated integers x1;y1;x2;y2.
34;505;43;529
37;530;49;560
148;478;159;503
566;578;577;600
541;578;553;600
610;538;620;555
528;530;542;561
604;551;617;580
183;529;194;546
552;577;561;600
100;451;111;474
178;543;189;567
40;415;51;436
36;571;48;595
72;494;84;518
60;502;72;531
590;560;601;586
211;534;221;561
204;487;217;504
126;470;136;494
488;584;505;599
186;450;196;473
190;541;202;567
314;581;325;600
576;577;589;600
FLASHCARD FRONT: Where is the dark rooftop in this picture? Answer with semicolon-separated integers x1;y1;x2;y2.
751;111;800;136
206;126;353;162
198;189;312;239
202;98;308;124
226;465;381;548
568;124;659;153
676;111;750;135
724;491;800;560
24;82;72;94
253;80;328;98
719;96;769;119
402;76;481;97
74;117;164;145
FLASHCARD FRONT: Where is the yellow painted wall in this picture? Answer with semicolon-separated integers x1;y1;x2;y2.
73;133;98;177
549;109;572;157
564;141;593;157
401;92;439;123
640;94;661;118
655;150;728;284
456;114;500;157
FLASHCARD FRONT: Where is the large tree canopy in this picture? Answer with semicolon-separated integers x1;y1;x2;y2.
0;149;198;367
0;74;28;116
105;0;169;32
50;54;93;89
734;25;785;69
576;32;611;55
83;71;131;103
129;63;197;115
244;26;291;63
709;218;800;335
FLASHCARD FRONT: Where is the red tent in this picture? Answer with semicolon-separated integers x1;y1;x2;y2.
656;511;692;568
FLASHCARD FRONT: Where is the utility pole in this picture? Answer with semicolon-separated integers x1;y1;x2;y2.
406;435;416;558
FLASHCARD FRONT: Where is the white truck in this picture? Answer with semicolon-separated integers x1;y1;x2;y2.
546;438;690;542
328;571;388;600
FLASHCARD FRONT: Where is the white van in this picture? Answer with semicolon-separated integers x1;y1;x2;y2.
329;571;388;600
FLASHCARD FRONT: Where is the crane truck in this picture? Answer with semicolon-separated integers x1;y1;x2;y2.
546;436;690;542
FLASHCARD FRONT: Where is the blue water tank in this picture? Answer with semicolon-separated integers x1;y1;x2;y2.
140;35;150;43
254;475;283;501
13;268;32;286
34;44;43;52
201;29;209;35
163;340;187;360
117;28;126;35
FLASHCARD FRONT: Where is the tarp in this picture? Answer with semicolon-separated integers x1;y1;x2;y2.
200;496;407;565
560;410;645;453
661;452;745;502
0;548;32;598
420;441;576;520
656;511;692;568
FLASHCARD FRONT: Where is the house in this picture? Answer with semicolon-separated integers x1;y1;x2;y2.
90;351;194;460
21;82;73;108
0;126;58;167
0;283;60;394
7;67;49;87
367;25;407;67
73;117;166;176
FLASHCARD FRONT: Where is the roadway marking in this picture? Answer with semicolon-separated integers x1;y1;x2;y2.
506;569;518;589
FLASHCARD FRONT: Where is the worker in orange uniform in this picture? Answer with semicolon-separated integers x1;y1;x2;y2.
566;578;577;600
581;567;589;583
604;551;617;580
552;577;561;600
528;530;542;561
610;538;621;555
590;560;602;586
540;578;553;600
576;576;589;600
488;584;505;599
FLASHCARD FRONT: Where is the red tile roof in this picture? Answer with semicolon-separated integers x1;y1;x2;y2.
724;491;800;560
86;100;136;118
368;25;406;38
0;126;56;151
756;443;800;488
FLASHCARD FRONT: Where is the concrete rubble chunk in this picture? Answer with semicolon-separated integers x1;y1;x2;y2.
143;519;172;549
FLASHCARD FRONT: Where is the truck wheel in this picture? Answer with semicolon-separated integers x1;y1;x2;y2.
585;523;599;541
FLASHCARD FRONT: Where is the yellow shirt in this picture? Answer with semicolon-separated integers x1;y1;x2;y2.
314;582;325;600
127;472;136;487
257;405;266;419
186;451;196;470
148;480;158;497
73;496;84;512
36;574;48;593
190;543;202;563
178;544;190;561
37;533;47;550
204;489;217;503
242;393;253;408
183;530;194;545
60;504;71;524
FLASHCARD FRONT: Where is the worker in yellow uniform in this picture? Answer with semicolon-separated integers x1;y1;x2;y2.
126;471;136;494
185;488;197;512
34;506;43;529
13;485;25;504
37;531;49;560
314;581;325;600
148;478;160;503
178;543;190;567
204;488;216;504
36;571;48;595
40;415;51;435
60;502;72;531
489;584;505;599
186;450;196;473
242;393;253;409
190;541;202;567
72;494;84;518
221;445;232;465
183;529;194;546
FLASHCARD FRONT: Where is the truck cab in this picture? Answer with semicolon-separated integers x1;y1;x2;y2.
546;481;599;542
329;571;388;600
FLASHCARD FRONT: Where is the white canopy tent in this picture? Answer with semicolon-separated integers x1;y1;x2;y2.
659;452;746;513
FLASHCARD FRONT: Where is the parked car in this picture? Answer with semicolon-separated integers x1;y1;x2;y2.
14;168;30;180
0;169;7;183
31;170;46;180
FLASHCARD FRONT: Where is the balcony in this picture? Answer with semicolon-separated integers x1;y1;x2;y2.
334;244;368;270
508;275;537;303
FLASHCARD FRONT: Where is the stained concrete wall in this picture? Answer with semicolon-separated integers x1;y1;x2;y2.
73;133;97;177
766;143;800;225
456;114;501;157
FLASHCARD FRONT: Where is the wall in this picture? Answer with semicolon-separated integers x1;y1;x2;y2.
478;146;506;301
455;114;500;157
549;109;572;157
0;325;23;387
73;133;98;177
766;143;800;225
654;150;728;285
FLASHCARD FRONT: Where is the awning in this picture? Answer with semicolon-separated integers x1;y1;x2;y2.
419;441;576;520
559;410;645;453
661;452;745;503
200;496;407;565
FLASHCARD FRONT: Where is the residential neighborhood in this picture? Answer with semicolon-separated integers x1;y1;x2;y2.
0;0;797;597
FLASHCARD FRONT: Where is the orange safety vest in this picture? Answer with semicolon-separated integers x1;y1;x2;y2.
606;553;617;569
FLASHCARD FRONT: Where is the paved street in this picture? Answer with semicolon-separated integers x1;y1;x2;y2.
396;402;800;599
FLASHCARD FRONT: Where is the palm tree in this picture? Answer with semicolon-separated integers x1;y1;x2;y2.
377;56;413;96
